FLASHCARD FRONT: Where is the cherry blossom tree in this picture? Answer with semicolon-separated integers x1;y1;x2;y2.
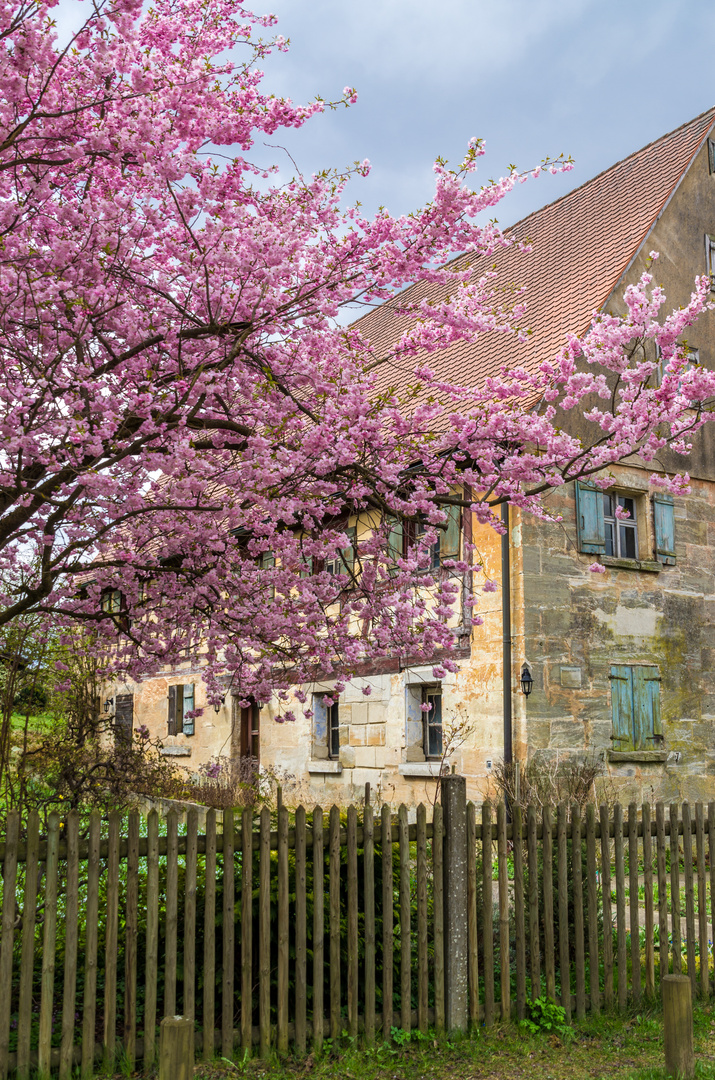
1;0;714;712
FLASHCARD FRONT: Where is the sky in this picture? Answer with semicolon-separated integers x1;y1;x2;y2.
247;0;715;229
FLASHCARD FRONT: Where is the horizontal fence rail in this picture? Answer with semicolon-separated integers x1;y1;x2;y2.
1;794;714;1075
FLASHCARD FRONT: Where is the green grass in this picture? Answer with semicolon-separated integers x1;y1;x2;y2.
8;710;54;734
89;1001;715;1080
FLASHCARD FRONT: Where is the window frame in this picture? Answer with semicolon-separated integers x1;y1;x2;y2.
707;234;715;292
168;682;195;736
610;664;663;752
327;700;340;760
602;493;638;560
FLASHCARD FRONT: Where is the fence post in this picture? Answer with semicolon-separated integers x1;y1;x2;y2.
662;975;694;1078
159;1016;194;1080
442;773;469;1032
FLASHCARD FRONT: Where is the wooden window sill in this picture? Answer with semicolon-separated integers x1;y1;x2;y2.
600;556;662;573
607;750;668;763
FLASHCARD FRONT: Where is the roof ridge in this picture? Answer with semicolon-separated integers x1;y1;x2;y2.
503;104;715;238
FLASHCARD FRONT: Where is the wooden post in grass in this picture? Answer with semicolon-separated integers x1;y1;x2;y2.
159;1016;194;1080
663;975;694;1079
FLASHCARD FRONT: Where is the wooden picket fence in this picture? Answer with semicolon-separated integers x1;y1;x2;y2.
0;794;714;1076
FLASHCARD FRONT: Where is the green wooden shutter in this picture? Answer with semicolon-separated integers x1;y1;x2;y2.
576;482;606;554
183;683;195;736
610;666;634;748
632;666;662;748
653;495;676;565
441;503;461;560
168;684;176;735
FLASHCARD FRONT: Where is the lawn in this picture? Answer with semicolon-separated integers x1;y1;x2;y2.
91;1001;715;1080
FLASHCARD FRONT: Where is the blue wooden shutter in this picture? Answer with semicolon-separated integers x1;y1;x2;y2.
168;684;177;735
441;503;461;560
313;694;328;749
632;666;662;748
182;683;195;736
610;666;634;748
576;483;606;554
653;495;676;565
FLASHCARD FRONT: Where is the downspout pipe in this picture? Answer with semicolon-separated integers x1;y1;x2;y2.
501;502;513;766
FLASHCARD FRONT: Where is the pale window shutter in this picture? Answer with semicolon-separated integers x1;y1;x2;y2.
610;666;634;749
341;526;357;574
387;518;403;564
168;684;177;735
182;683;195;736
576;482;606;554
440;504;461;560
653;495;676;565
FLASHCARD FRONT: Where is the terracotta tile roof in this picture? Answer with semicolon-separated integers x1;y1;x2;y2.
355;107;715;392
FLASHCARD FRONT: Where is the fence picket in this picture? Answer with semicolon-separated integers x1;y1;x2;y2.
656;802;668;985
642;802;655;1001
329;805;341;1041
710;804;715;992
399;803;412;1033
417;803;430;1033
144;811;159;1069
542;805;555;1003
557;802;570;1019
628;803;640;1006
513;804;526;1020
184;809;198;1022
203;809;216;1062
39;813;60;1078
682;802;697;997
259;806;271;1057
696;803;708;999
241;809;253;1054
347;805;359;1038
433;802;445;1034
599;804;613;1008
585;804;599;1013
312;807;324;1050
572;803;585;1019
165;810;179;1018
364;802;376;1044
59;812;80;1079
670;802;682;974
481;802;494;1024
278;806;290;1053
614;803;627;1010
527;804;541;1002
223;809;236;1059
295;806;308;1055
497;800;510;1021
123;812;139;1071
17;811;40;1080
0;811;19;1080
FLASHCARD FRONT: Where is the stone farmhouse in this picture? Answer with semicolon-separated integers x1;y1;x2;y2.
107;108;715;805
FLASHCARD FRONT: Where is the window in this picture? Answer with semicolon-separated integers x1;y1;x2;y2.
575;482;675;566
709;138;715;175
100;588;130;632
168;682;195;736
312;693;341;760
114;693;134;745
707;235;715;292
654;344;699;388
405;680;443;762
325;526;357;577
610;665;662;751
422;686;443;759
238;701;260;765
603;493;638;559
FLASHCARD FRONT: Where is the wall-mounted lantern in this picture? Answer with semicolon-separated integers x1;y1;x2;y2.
213;695;226;714
520;664;533;697
103;697;114;714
